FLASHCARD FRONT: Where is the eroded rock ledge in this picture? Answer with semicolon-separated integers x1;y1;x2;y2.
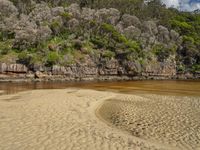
0;60;199;82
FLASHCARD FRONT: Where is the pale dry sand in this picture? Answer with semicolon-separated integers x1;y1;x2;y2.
0;89;199;150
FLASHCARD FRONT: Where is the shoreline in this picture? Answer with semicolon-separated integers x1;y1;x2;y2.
0;75;200;83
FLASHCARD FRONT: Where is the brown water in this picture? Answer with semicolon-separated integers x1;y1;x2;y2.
0;80;200;96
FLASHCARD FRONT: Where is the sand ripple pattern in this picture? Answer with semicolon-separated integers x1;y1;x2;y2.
98;95;200;150
0;89;172;150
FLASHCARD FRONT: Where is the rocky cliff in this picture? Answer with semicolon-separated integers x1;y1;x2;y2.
0;1;199;81
0;60;199;82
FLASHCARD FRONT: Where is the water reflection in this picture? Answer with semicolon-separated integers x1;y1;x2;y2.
0;80;200;96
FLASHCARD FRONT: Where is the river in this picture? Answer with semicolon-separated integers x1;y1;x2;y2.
0;80;200;96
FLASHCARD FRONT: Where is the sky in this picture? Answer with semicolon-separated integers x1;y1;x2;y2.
161;0;200;11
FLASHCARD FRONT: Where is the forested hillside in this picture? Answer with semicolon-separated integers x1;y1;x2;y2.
0;0;199;81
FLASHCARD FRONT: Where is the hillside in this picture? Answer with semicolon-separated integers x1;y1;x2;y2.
0;0;200;81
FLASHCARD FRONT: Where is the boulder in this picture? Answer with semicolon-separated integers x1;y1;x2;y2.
82;67;98;75
144;56;176;77
7;64;28;73
105;59;119;69
125;61;141;75
35;71;47;78
30;64;52;72
65;67;73;76
4;64;28;73
0;63;7;73
52;65;67;75
99;68;118;75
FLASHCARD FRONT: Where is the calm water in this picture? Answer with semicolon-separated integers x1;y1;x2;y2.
0;80;200;96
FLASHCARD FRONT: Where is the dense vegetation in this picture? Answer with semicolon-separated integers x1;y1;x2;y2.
0;0;200;74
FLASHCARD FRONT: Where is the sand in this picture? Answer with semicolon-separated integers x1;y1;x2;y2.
0;90;4;94
98;94;200;150
0;89;199;150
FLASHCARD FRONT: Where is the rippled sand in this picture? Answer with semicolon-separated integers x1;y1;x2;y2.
0;89;200;150
98;95;200;150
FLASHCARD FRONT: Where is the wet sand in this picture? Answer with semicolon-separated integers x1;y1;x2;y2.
0;90;4;94
0;89;200;150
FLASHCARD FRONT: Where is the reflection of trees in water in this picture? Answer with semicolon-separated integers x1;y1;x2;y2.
0;80;200;96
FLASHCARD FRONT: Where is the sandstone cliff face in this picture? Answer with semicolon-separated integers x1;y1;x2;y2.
0;58;199;81
0;63;28;73
0;58;194;81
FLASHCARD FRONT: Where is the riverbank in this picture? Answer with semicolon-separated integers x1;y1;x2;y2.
0;73;200;83
1;62;200;83
0;89;200;150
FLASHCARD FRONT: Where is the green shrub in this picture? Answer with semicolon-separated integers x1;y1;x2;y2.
90;36;108;48
60;12;72;21
0;40;13;55
0;51;18;63
170;20;193;33
177;64;186;72
100;23;127;43
152;44;175;62
51;20;61;28
101;23;116;33
89;20;98;27
50;20;62;35
125;40;140;52
18;51;31;64
46;52;60;66
0;32;3;41
102;50;115;59
112;32;127;43
73;40;83;50
62;47;74;55
183;36;195;44
72;51;84;61
192;64;200;72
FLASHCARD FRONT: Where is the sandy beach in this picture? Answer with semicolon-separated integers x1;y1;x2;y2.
0;89;200;150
